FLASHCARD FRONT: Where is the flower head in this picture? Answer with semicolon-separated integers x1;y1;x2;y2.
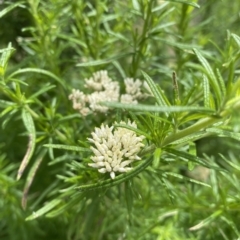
84;70;112;91
69;71;119;115
68;89;90;116
120;78;147;104
69;71;148;116
88;120;145;179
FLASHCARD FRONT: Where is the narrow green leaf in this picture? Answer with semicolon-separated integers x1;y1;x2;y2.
231;33;240;48
7;68;65;88
22;149;47;209
164;0;200;8
0;2;25;18
0;43;15;76
219;154;240;171
172;71;180;105
0;105;15;118
206;128;240;141
157;37;199;50
220;216;240;237
182;84;197;105
125;180;133;216
132;0;141;11
1;108;18;129
153;148;162;168
150;22;176;35
152;2;169;13
77;155;155;192
193;48;221;107
47;137;54;160
48;154;75;166
57;34;87;48
203;75;210;108
189;210;222;231
188;142;196;170
46;194;85;218
164;172;210;187
26;199;62;221
76;52;131;67
216;68;226;97
17;109;36;180
161;177;176;201
103;101;215;113
0;99;14;108
29;83;56;99
171;131;211;145
165;148;224;171
44;144;91;152
141;70;169;107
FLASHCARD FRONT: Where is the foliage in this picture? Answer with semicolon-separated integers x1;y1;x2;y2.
0;0;240;239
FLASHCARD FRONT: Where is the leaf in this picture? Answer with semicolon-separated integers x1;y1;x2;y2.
153;148;162;168
203;75;210;108
193;48;221;107
216;68;226;97
157;37;199;50
188;142;196;170
44;144;91;152
77;155;155;192
0;43;15;76
220;216;240;237
189;210;222;231
165;148;224;171
7;68;65;88
0;105;15;118
163;172;211;188
125;180;133;217
150;22;176;35
170;131;211;145
102;101;215;114
76;52;131;67
164;0;200;8
141;70;169;107
182;84;198;105
231;33;240;48
152;2;169;13
26;199;62;221
57;34;87;48
206;128;240;141
218;154;240;171
22;149;47;209
29;83;56;99
0;99;14;109
17;109;36;180
46;193;85;218
0;2;25;18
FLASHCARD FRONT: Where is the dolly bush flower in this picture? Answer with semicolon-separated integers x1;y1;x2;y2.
68;89;90;116
120;78;147;104
88;120;145;179
69;70;148;116
69;70;119;115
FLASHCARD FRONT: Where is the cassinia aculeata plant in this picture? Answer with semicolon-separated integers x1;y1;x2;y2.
69;71;147;178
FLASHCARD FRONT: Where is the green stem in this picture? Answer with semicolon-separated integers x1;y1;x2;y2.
162;99;240;146
162;116;218;146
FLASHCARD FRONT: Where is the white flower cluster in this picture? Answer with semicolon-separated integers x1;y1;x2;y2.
88;120;145;179
69;71;147;116
120;78;145;104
